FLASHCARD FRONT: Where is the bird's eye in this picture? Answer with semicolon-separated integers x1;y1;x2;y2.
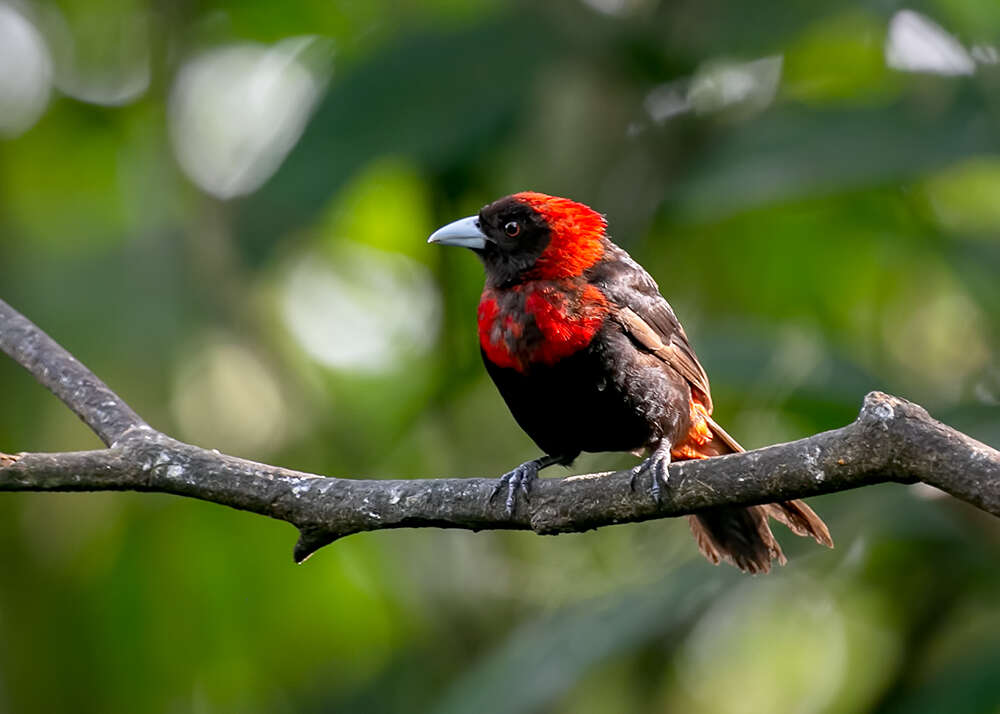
504;221;521;237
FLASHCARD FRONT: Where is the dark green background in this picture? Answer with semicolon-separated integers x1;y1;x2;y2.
1;0;999;712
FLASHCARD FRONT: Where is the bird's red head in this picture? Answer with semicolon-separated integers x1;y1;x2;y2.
428;192;607;285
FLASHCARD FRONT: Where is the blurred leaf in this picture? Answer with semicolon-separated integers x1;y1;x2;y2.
668;86;1000;220
431;566;734;714
319;157;433;259
236;13;559;264
782;9;897;104
878;641;1000;714
923;156;1000;235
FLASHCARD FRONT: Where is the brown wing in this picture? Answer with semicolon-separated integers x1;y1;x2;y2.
591;246;832;566
615;304;748;454
613;306;713;411
591;244;714;413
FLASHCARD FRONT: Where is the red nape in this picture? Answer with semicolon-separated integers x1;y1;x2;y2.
514;192;607;279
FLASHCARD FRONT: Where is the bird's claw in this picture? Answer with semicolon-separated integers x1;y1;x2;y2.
489;460;540;517
628;450;671;503
0;452;20;467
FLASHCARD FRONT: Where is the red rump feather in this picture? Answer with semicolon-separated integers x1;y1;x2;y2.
514;192;607;279
672;400;717;460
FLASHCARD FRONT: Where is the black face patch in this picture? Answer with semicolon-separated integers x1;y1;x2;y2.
477;196;552;286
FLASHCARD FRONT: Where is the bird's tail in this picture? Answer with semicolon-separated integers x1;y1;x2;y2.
677;403;833;574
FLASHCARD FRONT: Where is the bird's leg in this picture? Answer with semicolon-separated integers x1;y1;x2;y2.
490;452;577;517
629;440;672;503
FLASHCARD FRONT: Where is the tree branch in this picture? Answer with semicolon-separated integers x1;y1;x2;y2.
0;299;148;446
1;297;998;563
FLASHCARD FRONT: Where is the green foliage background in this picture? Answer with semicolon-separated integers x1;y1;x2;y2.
1;0;999;712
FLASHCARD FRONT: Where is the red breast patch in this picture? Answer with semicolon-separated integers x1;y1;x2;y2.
478;283;609;372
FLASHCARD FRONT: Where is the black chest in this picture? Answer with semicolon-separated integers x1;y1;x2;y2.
482;324;691;456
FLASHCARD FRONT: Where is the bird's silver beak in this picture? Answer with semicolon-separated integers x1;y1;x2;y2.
427;215;488;250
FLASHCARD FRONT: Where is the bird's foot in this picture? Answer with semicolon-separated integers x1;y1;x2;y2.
489;459;542;517
628;448;671;503
0;452;20;467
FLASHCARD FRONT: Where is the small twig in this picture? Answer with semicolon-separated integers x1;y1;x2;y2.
1;298;998;563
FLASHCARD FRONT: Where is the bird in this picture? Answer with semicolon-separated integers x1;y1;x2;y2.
428;191;832;573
